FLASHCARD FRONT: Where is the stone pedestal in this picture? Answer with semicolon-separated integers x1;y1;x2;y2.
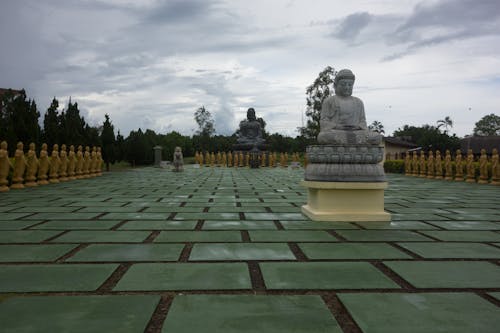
153;146;162;167
301;180;390;222
303;144;390;222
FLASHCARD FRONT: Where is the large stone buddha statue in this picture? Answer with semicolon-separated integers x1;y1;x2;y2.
236;108;266;147
317;69;382;146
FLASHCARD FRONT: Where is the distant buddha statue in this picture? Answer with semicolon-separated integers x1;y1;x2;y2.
236;108;266;147
317;69;382;145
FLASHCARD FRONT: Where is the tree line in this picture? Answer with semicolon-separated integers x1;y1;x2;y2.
2;69;498;168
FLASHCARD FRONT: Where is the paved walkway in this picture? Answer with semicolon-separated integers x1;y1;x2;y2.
0;167;499;332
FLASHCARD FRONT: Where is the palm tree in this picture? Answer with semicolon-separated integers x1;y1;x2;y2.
368;120;385;134
437;116;453;133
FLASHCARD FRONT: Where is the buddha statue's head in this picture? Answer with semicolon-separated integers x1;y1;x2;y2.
247;108;256;121
29;142;36;150
1;141;7;150
334;69;355;97
17;142;23;150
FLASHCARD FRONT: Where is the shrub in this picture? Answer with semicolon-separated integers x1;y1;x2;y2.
384;160;405;173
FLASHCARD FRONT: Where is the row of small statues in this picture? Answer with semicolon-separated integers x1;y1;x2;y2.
194;151;303;168
0;141;103;192
404;148;499;185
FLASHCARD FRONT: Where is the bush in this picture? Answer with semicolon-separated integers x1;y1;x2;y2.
384;160;405;173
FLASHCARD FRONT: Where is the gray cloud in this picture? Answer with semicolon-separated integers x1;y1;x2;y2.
383;0;500;60
331;12;373;41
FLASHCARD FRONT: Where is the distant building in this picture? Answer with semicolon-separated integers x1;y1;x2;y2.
460;136;500;156
383;137;418;161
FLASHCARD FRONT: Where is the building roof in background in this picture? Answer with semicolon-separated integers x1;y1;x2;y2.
383;136;418;148
460;136;500;154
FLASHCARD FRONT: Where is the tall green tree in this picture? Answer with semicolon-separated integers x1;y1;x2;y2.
43;98;60;147
473;113;500;136
0;90;41;153
194;106;215;137
65;100;86;145
115;130;125;162
393;124;460;152
100;114;116;171
299;66;337;139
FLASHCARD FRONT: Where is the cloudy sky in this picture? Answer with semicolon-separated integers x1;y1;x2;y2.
1;0;500;137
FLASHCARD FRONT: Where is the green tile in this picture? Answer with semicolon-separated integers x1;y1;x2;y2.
0;244;77;262
76;206;143;213
190;243;295;260
299;243;411;259
260;262;399;289
0;295;159;332
0;230;61;243
244;213;306;220
0;220;41;230
398;242;500;259
384;261;500;288
392;213;450;221
357;221;438;230
32;220;119;230
100;212;170;220
249;230;336;242
67;244;184;262
0;264;118;292
336;230;432;241
50;231;150;243
279;220;359;229
154;231;242;242
174;212;240;220
419;230;500;241
0;212;32;220
339;293;500;333
203;220;277;230
119;220;198;230
426;221;500;230
115;263;251;290
162;295;341;333
22;212;101;220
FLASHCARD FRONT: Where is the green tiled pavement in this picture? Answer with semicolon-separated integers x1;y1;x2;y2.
384;261;500;288
190;243;296;260
299;243;412;259
67;244;184;262
154;230;242;242
162;295;341;333
50;230;151;243
0;264;117;292
260;262;399;289
397;242;500;258
1;168;499;332
114;263;251;290
0;244;77;262
339;293;500;333
0;295;159;332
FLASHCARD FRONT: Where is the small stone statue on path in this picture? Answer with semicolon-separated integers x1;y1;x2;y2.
37;143;50;185
25;143;39;187
419;151;427;177
0;141;13;192
59;144;69;181
427;151;435;179
454;149;464;181
491;148;499;185
49;144;61;183
173;146;184;172
434;151;443;179
478;149;489;184
444;150;453;180
76;145;84;179
68;145;77;180
465;149;475;183
11;142;27;189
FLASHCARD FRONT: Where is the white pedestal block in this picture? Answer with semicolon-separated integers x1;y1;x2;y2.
301;180;391;222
